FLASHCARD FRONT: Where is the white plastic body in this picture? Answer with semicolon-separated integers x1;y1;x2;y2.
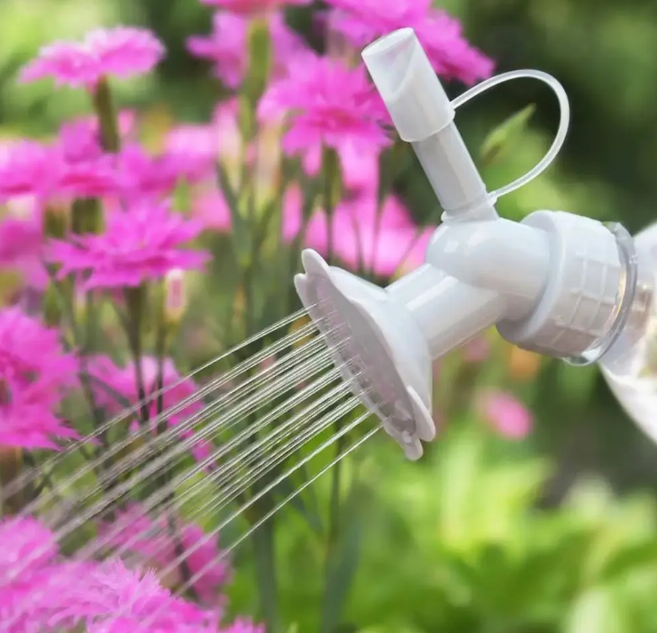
295;29;634;459
295;209;628;458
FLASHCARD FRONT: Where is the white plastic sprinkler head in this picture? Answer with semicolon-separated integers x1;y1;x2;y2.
295;28;641;459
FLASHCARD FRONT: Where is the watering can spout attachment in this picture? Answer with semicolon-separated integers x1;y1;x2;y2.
362;28;497;223
294;30;634;459
295;209;629;458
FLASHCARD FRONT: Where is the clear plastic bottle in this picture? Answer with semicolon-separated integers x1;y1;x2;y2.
599;222;657;443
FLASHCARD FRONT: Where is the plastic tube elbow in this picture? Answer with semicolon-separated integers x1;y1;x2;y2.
425;218;551;320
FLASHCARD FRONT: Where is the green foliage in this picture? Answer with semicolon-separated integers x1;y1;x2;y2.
337;423;657;631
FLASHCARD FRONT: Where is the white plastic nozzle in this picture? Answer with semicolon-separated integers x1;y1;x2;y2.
294;30;633;459
362;28;497;223
362;27;454;143
295;212;630;458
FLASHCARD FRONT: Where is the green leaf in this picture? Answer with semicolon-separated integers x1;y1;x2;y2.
564;586;631;633
320;484;368;633
276;476;324;535
479;104;536;167
599;540;657;582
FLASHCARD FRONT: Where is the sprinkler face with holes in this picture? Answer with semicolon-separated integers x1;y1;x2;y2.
295;28;654;459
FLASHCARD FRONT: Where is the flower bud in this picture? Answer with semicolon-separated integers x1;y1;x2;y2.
165;268;186;327
477;390;533;440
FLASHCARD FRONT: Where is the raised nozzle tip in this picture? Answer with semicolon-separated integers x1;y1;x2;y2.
361;28;417;102
361;28;453;142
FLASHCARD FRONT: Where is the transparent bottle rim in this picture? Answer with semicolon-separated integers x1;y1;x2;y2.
565;222;638;367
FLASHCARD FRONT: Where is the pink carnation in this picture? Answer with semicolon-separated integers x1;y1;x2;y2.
326;0;430;47
20;27;165;88
187;12;308;88
478;390;533;439
258;55;390;155
56;154;123;200
164;124;219;183
415;11;495;85
193;188;232;232
222;619;265;633
88;355;213;464
0;308;79;449
0;516;59;577
118;143;198;199
0;141;58;203
59;111;136;162
100;505;230;605
0;204;48;289
47;200;210;289
51;559;209;630
199;0;311;16
0;137;124;205
325;0;494;85
0;516;64;632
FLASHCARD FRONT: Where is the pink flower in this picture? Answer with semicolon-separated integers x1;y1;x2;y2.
0;141;58;203
0;308;79;449
59;111;136;162
193;188;232;232
56;154;123;200
285;190;433;278
51;559;209;630
187;12;308;89
165;124;218;183
0;516;66;631
88;356;213;464
222;619;265;633
0;137;123;205
478;390;533;439
326;0;430;47
20;27;165;88
118;143;198;199
258;55;390;155
325;0;494;85
0;205;48;289
100;505;230;605
48;200;210;289
0;516;59;577
199;0;311;16
414;11;495;85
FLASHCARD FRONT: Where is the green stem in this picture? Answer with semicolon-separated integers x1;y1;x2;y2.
43;268;108;452
321;146;340;265
0;448;23;515
92;77;120;153
151;285;199;602
253;520;281;633
123;286;150;427
322;145;345;592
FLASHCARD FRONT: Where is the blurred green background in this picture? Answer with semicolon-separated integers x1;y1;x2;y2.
5;0;657;631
